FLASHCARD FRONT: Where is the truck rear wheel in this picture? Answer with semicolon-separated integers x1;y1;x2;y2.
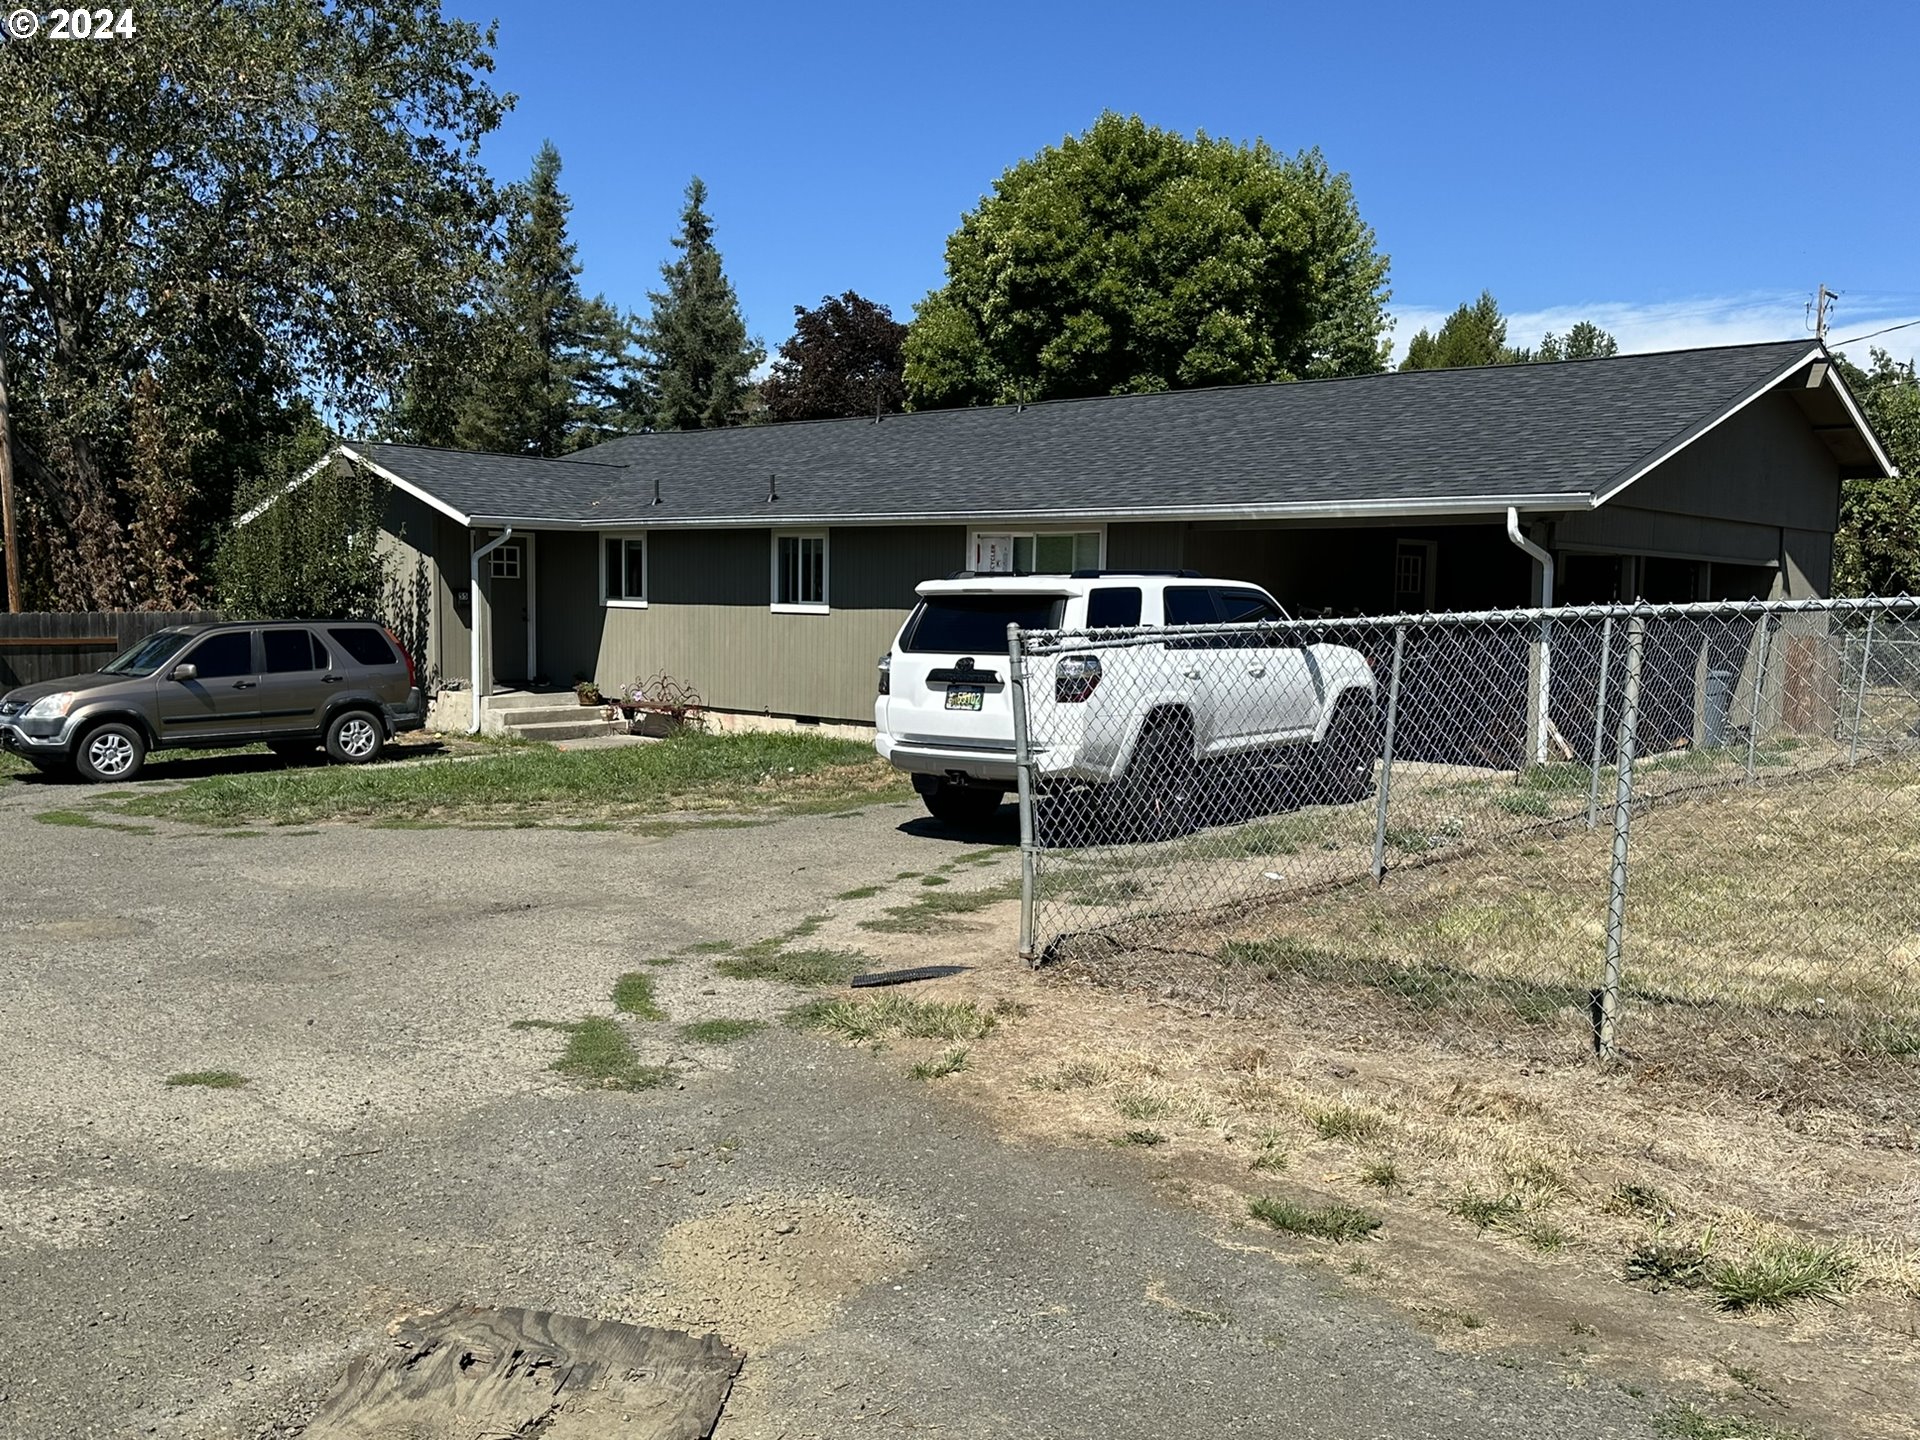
920;779;1006;828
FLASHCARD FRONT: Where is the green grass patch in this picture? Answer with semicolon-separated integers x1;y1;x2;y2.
165;1069;246;1089
1448;1188;1525;1230
909;1046;970;1080
857;877;1022;934
1623;1238;1711;1291
683;939;735;954
1306;1102;1388;1142
715;947;865;987
611;971;666;1021
833;885;884;900
105;731;900;827
797;994;998;1043
1116;1128;1167;1147
1658;1405;1809;1439
919;874;949;886
34;808;154;834
678;1018;766;1045
1710;1239;1854;1312
511;1016;671;1091
1248;1196;1381;1243
1358;1156;1400;1190
1495;788;1556;818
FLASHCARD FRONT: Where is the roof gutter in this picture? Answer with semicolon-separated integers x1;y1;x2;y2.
468;527;513;735
453;492;1588;532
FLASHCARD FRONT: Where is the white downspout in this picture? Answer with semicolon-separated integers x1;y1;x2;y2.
1506;507;1554;766
469;526;514;735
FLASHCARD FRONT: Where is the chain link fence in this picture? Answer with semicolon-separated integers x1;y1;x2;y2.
1008;596;1920;1073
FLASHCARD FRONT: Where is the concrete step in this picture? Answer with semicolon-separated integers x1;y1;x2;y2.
489;703;605;728
505;718;632;743
486;690;580;712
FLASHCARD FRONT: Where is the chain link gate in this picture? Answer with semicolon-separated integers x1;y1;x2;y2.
1008;596;1920;1070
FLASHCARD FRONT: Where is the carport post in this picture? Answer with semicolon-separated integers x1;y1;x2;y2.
1369;624;1408;885
1007;623;1039;965
1743;613;1773;782
1585;615;1614;828
1598;612;1647;1061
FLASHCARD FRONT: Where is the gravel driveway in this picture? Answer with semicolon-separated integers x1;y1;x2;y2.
0;772;1667;1439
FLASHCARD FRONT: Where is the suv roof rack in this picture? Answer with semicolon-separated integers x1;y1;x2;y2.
1068;568;1202;579
939;568;1204;581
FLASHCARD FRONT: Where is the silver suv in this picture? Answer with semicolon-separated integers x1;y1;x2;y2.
0;620;425;783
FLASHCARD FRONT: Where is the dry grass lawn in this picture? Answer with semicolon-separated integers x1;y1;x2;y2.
789;760;1920;1439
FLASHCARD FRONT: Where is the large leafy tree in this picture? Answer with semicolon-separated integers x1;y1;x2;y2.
903;113;1392;409
397;142;641;455
639;177;763;430
1833;348;1920;597
762;292;908;421
0;0;507;609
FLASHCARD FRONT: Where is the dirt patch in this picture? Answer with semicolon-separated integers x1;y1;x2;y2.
617;1193;918;1352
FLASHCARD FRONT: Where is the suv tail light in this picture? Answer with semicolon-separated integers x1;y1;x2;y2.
1055;653;1102;703
384;627;417;689
877;652;891;696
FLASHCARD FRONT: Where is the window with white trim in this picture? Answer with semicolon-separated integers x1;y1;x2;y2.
773;531;828;611
968;530;1102;575
490;543;521;580
601;533;647;606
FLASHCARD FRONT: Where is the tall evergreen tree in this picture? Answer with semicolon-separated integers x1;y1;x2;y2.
640;178;764;430
397;143;640;455
1533;320;1619;363
1399;291;1519;370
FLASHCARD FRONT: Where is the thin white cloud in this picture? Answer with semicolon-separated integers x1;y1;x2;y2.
1386;292;1920;371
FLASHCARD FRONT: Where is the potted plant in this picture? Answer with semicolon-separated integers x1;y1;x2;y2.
574;680;603;707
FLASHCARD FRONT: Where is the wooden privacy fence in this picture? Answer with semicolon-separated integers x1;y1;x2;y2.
0;611;221;689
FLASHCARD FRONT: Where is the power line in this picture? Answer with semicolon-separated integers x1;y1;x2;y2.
1830;317;1920;347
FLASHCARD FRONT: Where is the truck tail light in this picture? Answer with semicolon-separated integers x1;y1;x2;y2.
877;652;891;696
1055;653;1102;703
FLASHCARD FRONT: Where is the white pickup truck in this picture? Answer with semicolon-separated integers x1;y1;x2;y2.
874;571;1379;831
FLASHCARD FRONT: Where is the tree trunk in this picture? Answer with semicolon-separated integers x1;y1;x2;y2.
0;340;20;612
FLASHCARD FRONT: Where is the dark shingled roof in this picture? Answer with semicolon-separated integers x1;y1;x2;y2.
356;339;1836;527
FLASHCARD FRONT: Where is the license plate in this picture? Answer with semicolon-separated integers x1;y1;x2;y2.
944;685;985;711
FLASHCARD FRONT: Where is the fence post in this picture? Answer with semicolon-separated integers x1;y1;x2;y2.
1370;623;1408;885
1597;612;1646;1061
1007;622;1039;965
1743;613;1773;782
1849;611;1877;765
1585;614;1614;829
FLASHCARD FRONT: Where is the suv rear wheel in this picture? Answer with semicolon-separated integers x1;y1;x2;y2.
1312;692;1379;804
920;779;1005;828
1115;712;1199;841
325;709;384;765
75;721;147;784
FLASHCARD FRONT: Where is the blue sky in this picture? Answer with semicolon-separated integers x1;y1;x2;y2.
445;0;1920;369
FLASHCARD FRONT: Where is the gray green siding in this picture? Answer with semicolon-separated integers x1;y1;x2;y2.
376;487;471;686
574;525;963;722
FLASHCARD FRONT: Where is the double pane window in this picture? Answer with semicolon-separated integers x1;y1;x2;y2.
603;535;646;603
775;533;827;609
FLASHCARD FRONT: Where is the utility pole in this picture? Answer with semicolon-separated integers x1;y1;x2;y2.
1813;284;1836;342
0;339;21;613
